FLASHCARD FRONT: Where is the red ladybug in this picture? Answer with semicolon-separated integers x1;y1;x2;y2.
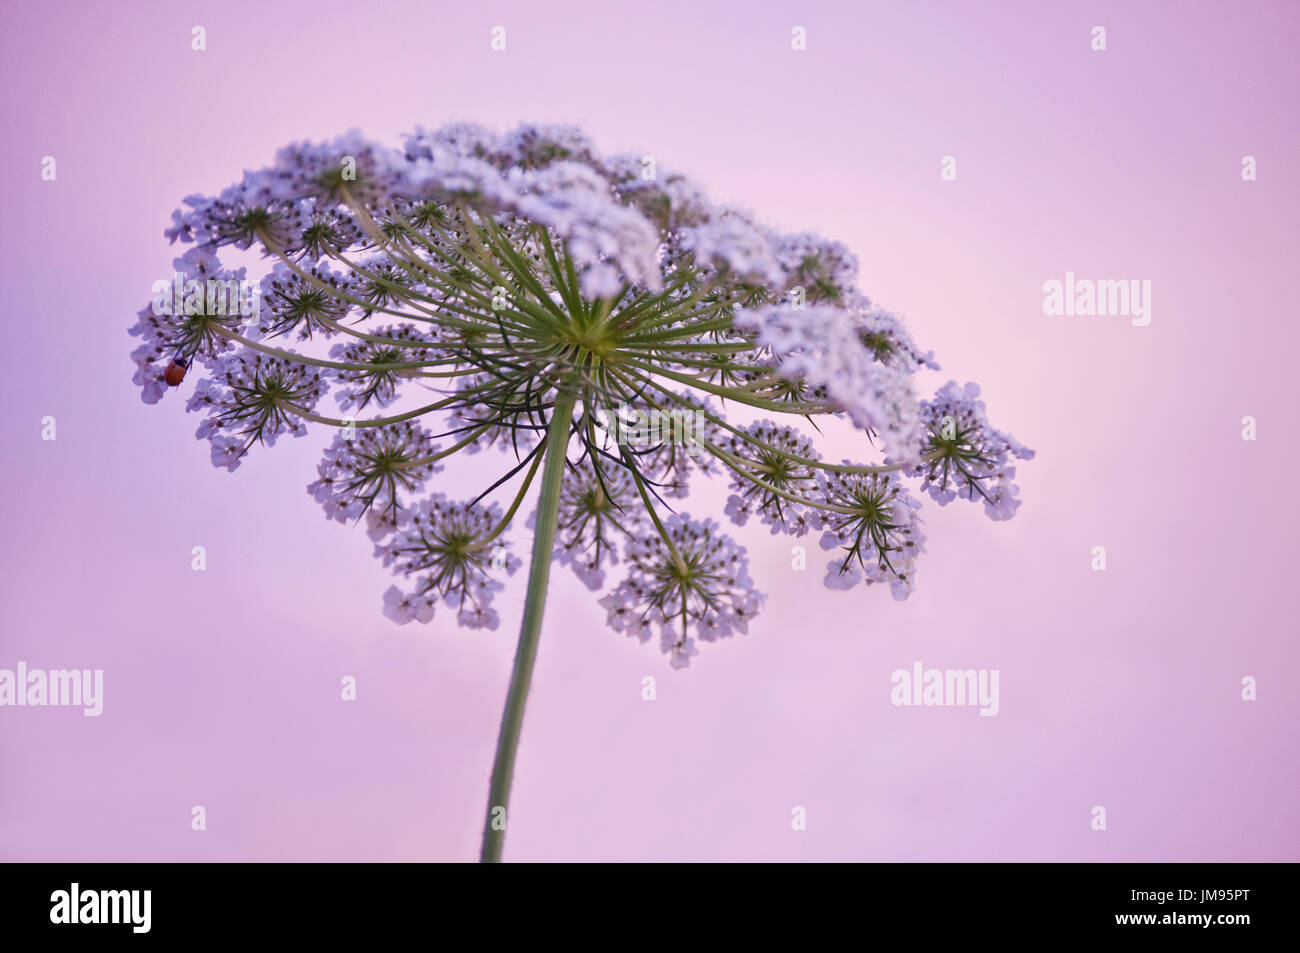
164;357;189;387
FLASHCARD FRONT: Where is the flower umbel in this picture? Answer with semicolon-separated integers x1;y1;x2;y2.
132;121;1033;861
601;514;763;668
377;494;520;630
817;470;926;601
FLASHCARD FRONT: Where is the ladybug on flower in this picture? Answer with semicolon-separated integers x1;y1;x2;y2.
163;355;190;387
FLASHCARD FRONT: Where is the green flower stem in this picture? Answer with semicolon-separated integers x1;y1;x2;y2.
473;450;546;548
621;449;688;574
480;387;576;863
621;358;834;415
209;324;446;373
280;395;470;428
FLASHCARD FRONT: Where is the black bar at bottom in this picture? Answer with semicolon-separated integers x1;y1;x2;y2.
0;862;1282;939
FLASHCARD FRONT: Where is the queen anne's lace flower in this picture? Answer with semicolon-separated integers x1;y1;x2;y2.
328;324;439;411
599;515;763;668
736;303;923;461
679;208;784;287
270;130;407;207
179;173;307;252
604;155;711;231
308;421;443;524
849;295;940;372
351;253;427;316
186;351;327;469
295;207;364;263
546;464;644;590
376;494;520;630
910;381;1035;520
817;470;926;601
722;421;821;536
256;262;355;340
128;247;248;403
499;123;598;170
134;119;1033;860
772;233;861;305
402;122;500;163
132;120;1031;663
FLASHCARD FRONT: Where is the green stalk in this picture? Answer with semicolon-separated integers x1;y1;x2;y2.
480;388;576;862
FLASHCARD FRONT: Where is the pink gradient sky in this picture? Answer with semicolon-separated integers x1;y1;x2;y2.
1;0;1297;861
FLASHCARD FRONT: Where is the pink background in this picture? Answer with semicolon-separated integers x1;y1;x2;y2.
1;0;1296;861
